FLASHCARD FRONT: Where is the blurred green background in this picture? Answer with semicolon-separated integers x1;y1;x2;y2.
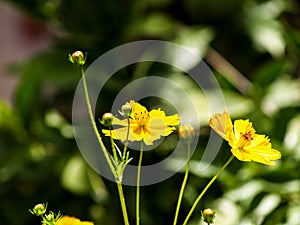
0;0;299;224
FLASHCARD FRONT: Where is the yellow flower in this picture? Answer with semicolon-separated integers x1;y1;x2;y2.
56;215;94;225
209;110;281;165
102;100;180;145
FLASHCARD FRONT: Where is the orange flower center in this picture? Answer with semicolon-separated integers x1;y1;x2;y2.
132;110;150;135
237;130;254;151
133;110;150;125
241;131;254;141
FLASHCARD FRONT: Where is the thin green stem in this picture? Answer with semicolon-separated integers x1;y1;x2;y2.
109;129;119;163
182;155;235;225
81;68;117;178
123;117;130;160
81;68;130;225
117;182;130;225
173;142;191;225
136;143;143;225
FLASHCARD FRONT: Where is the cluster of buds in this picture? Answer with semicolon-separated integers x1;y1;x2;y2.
101;102;132;127
43;211;57;224
30;203;61;225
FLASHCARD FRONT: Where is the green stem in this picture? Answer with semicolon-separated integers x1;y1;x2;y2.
81;68;130;225
109;129;119;163
81;68;117;178
136;143;143;225
117;182;130;225
123;117;130;160
173;142;191;225
182;155;235;225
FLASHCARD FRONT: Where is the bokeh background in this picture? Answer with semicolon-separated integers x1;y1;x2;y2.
0;0;300;224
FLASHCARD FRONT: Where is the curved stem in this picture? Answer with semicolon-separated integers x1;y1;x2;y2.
81;68;116;178
182;155;235;225
136;143;143;225
173;142;191;225
81;68;130;225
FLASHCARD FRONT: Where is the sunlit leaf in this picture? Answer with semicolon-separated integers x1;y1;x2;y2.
61;154;90;195
261;76;300;116
245;0;288;57
174;26;214;59
252;194;281;224
284;113;300;160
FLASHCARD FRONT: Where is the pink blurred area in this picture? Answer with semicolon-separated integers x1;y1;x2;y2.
0;1;54;106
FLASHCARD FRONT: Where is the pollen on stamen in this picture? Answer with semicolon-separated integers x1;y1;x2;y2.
241;131;253;141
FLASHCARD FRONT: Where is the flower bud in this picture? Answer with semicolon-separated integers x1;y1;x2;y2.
68;51;86;66
44;211;55;222
178;124;195;141
101;113;113;127
201;208;216;224
120;102;132;118
31;203;47;216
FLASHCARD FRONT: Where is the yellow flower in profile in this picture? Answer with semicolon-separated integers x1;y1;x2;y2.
209;110;281;165
56;215;94;225
102;100;180;145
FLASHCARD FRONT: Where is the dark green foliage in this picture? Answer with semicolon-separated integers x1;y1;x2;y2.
1;0;300;225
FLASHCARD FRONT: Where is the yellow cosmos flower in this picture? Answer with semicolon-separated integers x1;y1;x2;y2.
56;216;94;225
209;110;281;165
102;100;180;145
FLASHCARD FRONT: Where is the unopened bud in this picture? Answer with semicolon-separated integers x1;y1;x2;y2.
178;124;195;141
101;113;113;127
201;208;216;224
120;102;132;118
68;51;86;66
31;203;47;216
44;211;55;222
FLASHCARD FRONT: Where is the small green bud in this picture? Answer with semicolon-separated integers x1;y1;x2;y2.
68;51;86;66
44;211;55;222
178;124;195;141
30;203;47;216
201;208;216;224
120;102;132;118
101;112;113;127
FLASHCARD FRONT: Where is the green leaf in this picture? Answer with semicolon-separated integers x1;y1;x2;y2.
261;75;300;116
61;154;91;195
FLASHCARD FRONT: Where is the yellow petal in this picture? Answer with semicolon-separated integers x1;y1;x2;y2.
149;109;180;126
131;126;151;142
164;114;180;126
80;222;94;225
209;109;234;142
245;135;281;164
231;134;281;165
103;127;131;141
231;147;251;162
56;216;94;225
233;119;255;140
149;115;167;131
132;101;148;114
111;116;128;126
103;126;150;143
